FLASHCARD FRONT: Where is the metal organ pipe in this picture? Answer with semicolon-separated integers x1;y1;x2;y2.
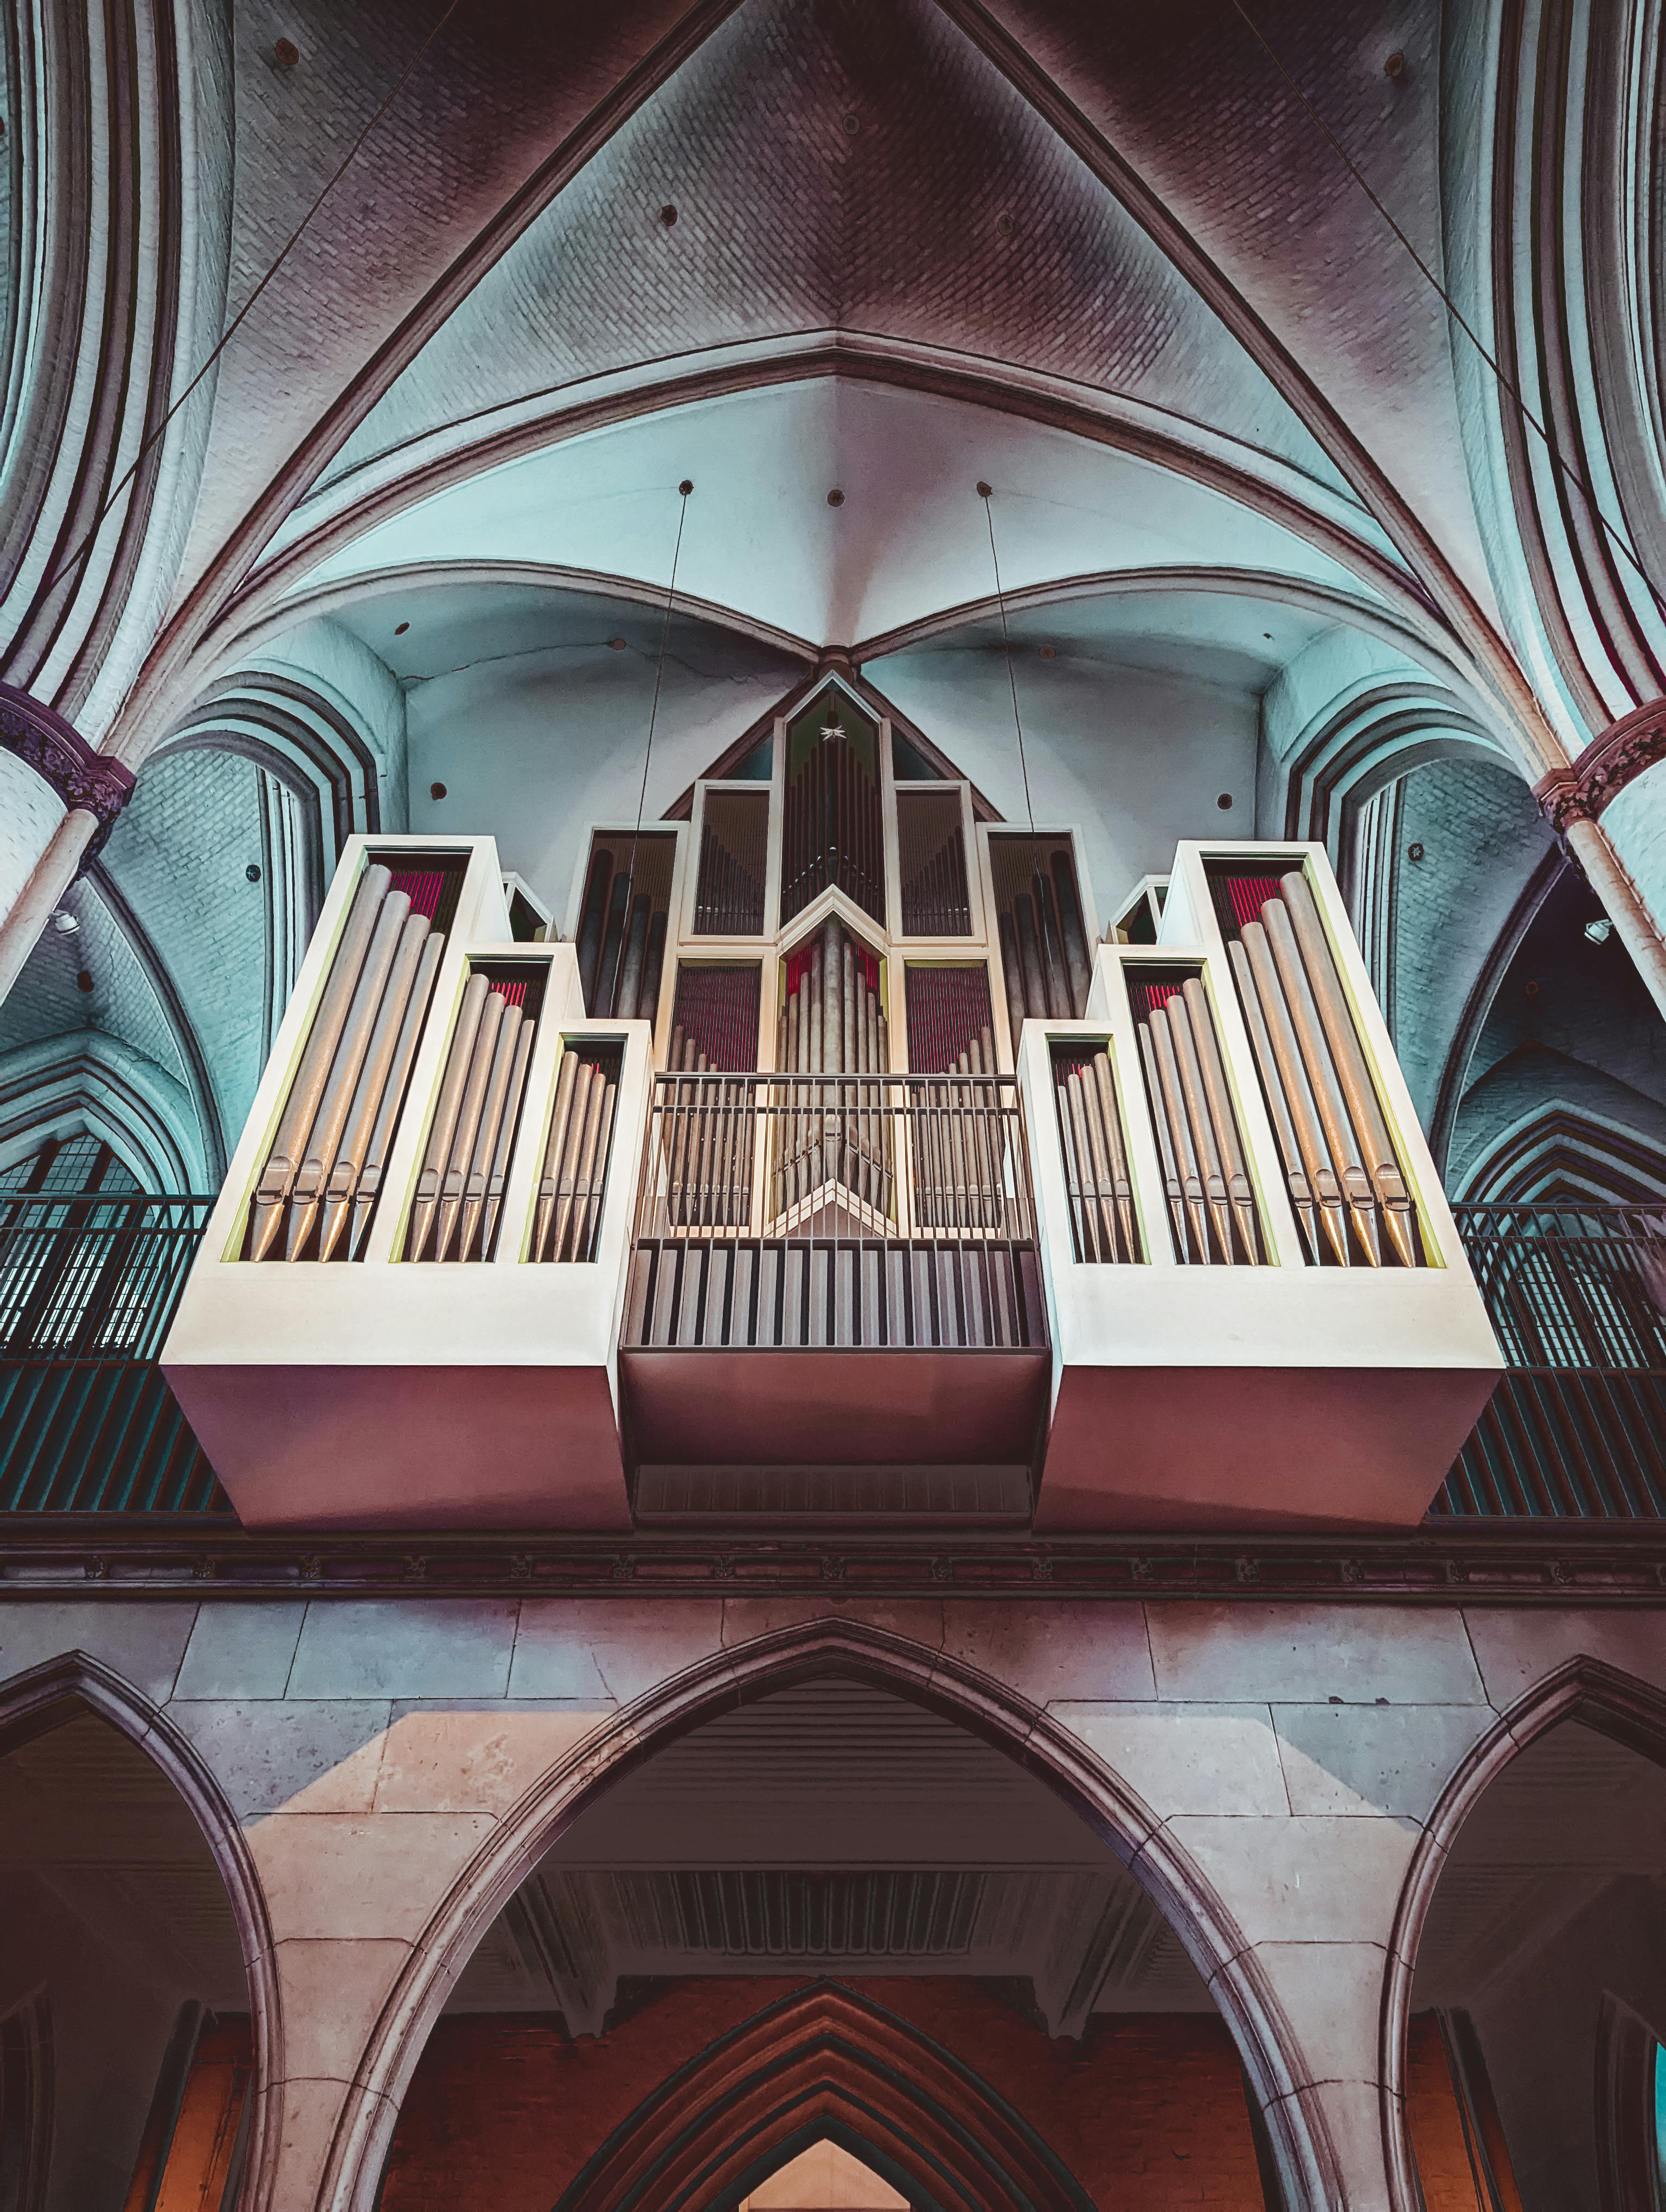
249;863;450;1262
350;931;444;1259
1223;875;1419;1267
250;863;391;1259
318;910;431;1263
532;1046;620;1263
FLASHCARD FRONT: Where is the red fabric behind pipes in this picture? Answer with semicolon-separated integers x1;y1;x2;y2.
1125;978;1186;1021
1210;871;1292;940
388;869;446;920
483;978;529;1008
670;964;760;1070
783;937;880;1000
905;966;994;1071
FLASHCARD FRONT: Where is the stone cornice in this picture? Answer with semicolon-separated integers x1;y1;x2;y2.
4;1522;1666;1604
0;683;136;861
1533;696;1666;834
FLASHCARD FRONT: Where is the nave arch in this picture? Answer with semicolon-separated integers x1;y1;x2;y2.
0;1651;277;2212
329;1616;1324;2212
1385;1655;1666;2212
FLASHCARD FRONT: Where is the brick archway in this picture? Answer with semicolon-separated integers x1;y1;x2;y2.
553;1982;1095;2212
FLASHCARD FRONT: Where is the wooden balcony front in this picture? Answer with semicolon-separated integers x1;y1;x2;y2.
619;1072;1050;1525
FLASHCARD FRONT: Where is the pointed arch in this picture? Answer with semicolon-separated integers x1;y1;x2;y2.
1383;1656;1666;2210
0;1648;279;2212
326;1616;1338;2212
551;1981;1096;2212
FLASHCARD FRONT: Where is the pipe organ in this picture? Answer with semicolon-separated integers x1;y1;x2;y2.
165;693;1501;1538
248;855;459;1261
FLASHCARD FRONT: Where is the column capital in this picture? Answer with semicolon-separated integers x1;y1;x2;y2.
1533;696;1666;835
0;683;135;863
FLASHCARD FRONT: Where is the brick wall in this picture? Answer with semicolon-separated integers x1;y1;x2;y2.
377;1979;1266;2210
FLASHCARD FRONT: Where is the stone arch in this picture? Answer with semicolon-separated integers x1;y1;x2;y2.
1382;1655;1666;2210
0;1647;279;2211
550;1980;1096;2212
332;1616;1335;2212
0;1030;205;1192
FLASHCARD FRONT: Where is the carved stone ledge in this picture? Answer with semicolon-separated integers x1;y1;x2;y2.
0;683;136;863
3;1523;1666;1604
1534;696;1666;835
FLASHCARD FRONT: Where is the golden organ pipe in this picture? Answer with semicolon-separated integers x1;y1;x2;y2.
1149;1006;1212;1263
1073;1063;1116;1259
318;909;432;1263
350;931;444;1261
251;863;391;1260
566;1060;610;1261
549;1059;595;1262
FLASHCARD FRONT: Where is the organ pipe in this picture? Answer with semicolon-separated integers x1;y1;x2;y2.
1225;872;1419;1267
249;862;445;1262
532;1046;621;1262
1127;982;1260;1264
1051;1047;1138;1262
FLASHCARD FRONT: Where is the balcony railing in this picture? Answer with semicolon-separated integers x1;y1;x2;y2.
0;1193;226;1512
4;1167;1665;1524
1432;1204;1666;1519
623;1072;1047;1352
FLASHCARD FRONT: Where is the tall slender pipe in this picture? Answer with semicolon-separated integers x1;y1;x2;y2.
482;1015;535;1258
576;851;611;1009
318;909;430;1262
1138;1025;1189;1257
1053;854;1092;1015
1090;1052;1137;1261
1278;876;1418;1266
1182;979;1259;1264
459;1007;523;1259
1149;1007;1212;1262
350;931;444;1259
408;972;489;1261
1261;899;1381;1264
286;888;413;1259
1164;996;1234;1262
433;989;505;1261
251;864;390;1260
1228;937;1320;1263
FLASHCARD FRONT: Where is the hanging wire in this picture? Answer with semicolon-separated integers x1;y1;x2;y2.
31;0;465;609
1226;0;1666;631
981;479;1071;1011
979;481;1039;840
605;478;693;1015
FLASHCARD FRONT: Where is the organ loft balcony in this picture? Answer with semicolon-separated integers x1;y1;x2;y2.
158;678;1505;1535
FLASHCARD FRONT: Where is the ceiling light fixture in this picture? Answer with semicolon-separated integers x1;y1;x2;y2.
607;638;627;651
430;782;447;801
1585;917;1613;945
659;203;677;226
826;489;844;506
274;36;299;66
1216;793;1233;810
50;910;78;934
394;621;409;635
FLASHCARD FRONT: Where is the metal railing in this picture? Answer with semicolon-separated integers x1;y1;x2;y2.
0;1193;227;1512
1434;1205;1666;1517
624;1072;1047;1351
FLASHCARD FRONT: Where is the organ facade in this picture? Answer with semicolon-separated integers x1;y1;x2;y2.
162;673;1499;1535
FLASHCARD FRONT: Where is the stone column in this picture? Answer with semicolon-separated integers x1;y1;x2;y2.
0;686;133;1006
1535;700;1666;1017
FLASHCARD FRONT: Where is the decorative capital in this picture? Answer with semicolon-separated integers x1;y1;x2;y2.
0;682;136;864
1533;696;1666;835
